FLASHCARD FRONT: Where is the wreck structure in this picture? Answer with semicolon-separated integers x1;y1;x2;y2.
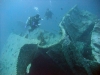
0;5;100;75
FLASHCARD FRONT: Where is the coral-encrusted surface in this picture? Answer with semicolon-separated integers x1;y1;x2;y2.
91;20;100;63
17;44;38;75
0;33;38;75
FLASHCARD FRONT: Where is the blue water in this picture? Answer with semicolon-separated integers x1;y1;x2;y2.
0;0;100;51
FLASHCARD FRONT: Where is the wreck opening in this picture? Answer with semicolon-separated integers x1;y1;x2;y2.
28;49;67;75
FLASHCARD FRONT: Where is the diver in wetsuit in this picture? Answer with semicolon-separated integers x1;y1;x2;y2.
44;8;53;20
26;14;41;32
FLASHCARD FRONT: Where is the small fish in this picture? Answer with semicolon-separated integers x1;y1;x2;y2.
61;8;63;10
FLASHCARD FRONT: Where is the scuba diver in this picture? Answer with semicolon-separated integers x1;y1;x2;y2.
44;8;53;20
26;14;42;32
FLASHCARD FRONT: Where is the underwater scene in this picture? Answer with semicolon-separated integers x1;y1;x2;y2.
0;0;100;75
